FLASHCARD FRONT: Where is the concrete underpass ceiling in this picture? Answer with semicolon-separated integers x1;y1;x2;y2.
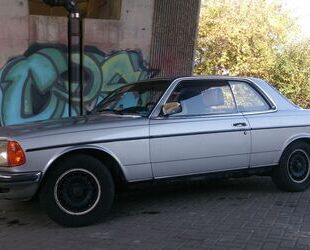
28;0;122;19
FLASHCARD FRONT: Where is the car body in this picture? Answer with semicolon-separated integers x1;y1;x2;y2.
0;76;310;226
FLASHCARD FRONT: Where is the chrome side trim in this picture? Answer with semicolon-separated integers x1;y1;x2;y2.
249;164;278;169
152;112;246;120
151;152;249;164
0;171;41;183
241;109;278;116
153;166;249;180
150;77;279;118
252;125;310;131
26;125;310;153
26;137;148;152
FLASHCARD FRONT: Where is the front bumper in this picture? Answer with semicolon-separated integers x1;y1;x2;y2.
0;171;42;200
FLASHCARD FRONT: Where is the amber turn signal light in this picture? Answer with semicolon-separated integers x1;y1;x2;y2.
7;141;26;167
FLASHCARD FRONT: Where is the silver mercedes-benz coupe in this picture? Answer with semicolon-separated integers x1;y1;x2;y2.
0;76;310;226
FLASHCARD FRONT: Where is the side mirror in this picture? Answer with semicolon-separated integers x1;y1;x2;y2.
162;102;182;116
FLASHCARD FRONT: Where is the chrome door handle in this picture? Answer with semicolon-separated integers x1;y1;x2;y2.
233;122;247;127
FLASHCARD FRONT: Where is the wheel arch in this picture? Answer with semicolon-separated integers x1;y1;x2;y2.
278;135;310;162
38;145;128;194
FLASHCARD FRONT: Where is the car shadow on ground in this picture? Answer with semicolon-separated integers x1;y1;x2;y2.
109;176;280;220
0;176;280;228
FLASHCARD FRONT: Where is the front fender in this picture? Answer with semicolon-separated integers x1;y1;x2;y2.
42;144;126;180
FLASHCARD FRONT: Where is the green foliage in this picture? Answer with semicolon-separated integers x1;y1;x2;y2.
195;0;310;108
270;41;310;108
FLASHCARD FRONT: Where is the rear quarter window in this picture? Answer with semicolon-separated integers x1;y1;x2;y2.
230;81;271;112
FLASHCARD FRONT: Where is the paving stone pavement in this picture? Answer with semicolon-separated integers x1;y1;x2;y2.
1;176;310;250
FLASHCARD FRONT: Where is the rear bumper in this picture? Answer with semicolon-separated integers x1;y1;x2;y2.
0;171;42;200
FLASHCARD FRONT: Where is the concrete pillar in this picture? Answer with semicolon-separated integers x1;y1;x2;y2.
149;0;201;77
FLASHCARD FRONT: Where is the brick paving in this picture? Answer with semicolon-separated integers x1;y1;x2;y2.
1;177;310;249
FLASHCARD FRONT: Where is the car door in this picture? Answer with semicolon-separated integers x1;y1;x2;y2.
229;80;279;168
149;79;251;178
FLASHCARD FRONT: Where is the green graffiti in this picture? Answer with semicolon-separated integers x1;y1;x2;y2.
0;44;157;126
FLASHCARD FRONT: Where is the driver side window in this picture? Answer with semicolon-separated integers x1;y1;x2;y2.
166;80;237;116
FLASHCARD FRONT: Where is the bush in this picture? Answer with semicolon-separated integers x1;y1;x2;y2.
195;0;310;108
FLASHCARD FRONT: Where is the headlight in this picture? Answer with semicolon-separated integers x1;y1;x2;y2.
0;141;26;167
0;141;7;166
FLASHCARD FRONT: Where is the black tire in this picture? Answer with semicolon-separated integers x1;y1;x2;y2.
272;141;310;192
39;154;115;227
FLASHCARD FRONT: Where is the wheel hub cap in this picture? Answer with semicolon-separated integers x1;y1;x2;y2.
288;149;310;183
54;169;101;215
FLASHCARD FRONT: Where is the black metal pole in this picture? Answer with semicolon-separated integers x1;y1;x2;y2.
67;15;72;117
68;12;83;116
79;17;84;116
42;0;83;117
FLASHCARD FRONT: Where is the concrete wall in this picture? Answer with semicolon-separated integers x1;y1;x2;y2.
0;0;154;65
28;0;154;60
0;0;29;66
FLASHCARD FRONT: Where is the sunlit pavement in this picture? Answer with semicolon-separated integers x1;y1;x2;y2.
1;177;310;250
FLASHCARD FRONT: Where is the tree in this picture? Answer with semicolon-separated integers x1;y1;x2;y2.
195;0;310;108
270;40;310;108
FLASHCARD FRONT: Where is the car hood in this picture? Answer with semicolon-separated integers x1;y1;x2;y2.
0;114;148;141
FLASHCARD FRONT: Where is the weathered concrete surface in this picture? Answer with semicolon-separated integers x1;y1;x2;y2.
29;16;68;44
150;0;201;77
0;177;310;249
28;0;155;60
0;0;29;66
0;0;201;73
84;0;155;60
0;0;155;65
0;0;28;18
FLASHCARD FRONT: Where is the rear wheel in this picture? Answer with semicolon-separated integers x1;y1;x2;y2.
272;141;310;192
39;154;114;227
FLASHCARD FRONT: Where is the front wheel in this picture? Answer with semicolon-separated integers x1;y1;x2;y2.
272;141;310;192
39;154;114;227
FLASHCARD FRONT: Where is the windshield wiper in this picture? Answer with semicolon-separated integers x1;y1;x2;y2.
97;109;123;115
96;108;145;117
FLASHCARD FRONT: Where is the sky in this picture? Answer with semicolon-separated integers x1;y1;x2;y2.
280;0;310;38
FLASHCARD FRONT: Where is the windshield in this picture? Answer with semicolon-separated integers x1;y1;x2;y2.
92;80;172;117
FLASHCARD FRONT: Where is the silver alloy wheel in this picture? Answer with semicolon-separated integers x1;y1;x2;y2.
54;168;101;216
287;149;310;184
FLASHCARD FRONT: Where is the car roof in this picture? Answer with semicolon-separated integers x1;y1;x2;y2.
139;75;255;83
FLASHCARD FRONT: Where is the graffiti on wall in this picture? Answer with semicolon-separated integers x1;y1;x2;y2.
0;44;157;126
